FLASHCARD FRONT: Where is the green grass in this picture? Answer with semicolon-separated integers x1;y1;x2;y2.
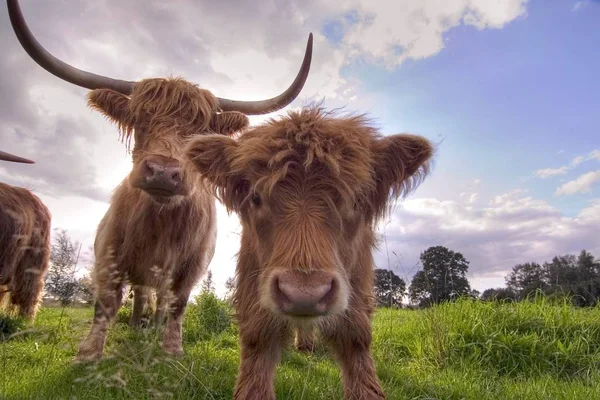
2;296;600;399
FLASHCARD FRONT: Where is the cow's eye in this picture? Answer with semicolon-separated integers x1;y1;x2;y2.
251;194;262;207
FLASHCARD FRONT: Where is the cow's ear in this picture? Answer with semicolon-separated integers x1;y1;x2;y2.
371;134;433;213
209;111;249;136
186;134;238;188
87;89;133;128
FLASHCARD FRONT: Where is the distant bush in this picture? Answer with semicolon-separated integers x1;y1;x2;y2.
184;291;234;342
0;312;27;339
116;303;134;325
115;302;155;327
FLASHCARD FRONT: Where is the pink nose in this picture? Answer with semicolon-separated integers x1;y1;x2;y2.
271;271;338;317
142;158;182;194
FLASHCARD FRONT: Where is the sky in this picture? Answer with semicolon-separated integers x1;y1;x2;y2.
1;0;599;297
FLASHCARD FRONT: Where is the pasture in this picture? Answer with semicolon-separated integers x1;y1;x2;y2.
2;295;599;399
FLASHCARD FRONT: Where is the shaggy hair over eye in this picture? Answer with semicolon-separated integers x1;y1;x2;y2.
193;105;433;223
88;78;249;152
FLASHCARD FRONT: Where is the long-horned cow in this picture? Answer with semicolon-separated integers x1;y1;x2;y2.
186;107;434;399
0;151;51;321
7;0;313;360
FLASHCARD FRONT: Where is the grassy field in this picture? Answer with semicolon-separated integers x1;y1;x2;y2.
1;295;600;399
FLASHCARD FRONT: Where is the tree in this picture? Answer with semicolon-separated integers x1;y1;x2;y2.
570;250;600;307
544;254;578;296
45;229;81;305
373;269;406;307
505;262;547;300
224;276;236;303
409;245;472;307
503;250;600;306
76;276;95;305
201;270;215;294
481;287;516;302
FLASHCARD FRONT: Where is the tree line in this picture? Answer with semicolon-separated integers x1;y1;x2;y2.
44;229;600;309
485;250;600;306
374;245;600;308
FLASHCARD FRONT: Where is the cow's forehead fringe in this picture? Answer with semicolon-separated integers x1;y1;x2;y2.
121;77;220;147
131;77;218;124
232;106;380;197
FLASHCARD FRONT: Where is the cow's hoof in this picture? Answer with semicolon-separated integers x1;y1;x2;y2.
295;343;315;353
73;350;102;363
162;343;184;357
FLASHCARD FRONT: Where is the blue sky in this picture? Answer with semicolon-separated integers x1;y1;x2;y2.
1;0;598;295
316;0;600;289
334;0;599;217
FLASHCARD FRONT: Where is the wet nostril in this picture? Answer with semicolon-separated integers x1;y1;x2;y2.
144;161;154;178
145;161;165;179
272;276;292;306
318;279;337;306
170;170;182;184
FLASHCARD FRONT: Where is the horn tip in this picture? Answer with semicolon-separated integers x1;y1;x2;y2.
304;33;313;60
0;151;36;164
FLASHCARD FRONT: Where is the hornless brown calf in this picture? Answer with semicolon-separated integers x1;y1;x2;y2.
187;106;434;399
7;0;313;360
0;151;51;321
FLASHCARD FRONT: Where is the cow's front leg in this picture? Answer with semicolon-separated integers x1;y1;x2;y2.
294;325;316;353
160;257;205;356
233;310;288;400
76;276;125;361
153;288;169;328
129;285;149;328
322;311;385;400
160;287;190;356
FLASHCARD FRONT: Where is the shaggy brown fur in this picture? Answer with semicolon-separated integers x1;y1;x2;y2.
186;106;434;400
76;77;249;361
126;285;175;329
0;182;51;320
294;325;316;353
125;285;157;328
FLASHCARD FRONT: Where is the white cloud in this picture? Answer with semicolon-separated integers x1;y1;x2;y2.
460;192;479;204
555;170;600;196
572;1;590;12
374;192;600;292
571;155;585;166
332;0;528;68
534;149;600;179
535;166;568;178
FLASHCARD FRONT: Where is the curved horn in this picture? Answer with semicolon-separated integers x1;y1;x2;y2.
7;0;136;94
8;0;313;114
216;33;314;115
0;150;35;164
